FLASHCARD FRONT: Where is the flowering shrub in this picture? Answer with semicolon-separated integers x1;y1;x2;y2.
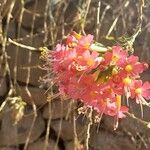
49;31;150;128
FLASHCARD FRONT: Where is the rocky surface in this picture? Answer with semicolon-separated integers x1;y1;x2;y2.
18;86;47;105
43;99;73;120
0;0;150;150
0;108;45;146
0;77;7;97
27;138;60;150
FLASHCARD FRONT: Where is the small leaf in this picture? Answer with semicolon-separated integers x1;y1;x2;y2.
90;43;109;52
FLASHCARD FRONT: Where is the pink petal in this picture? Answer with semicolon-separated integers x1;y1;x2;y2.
120;106;129;112
128;55;139;64
143;82;150;89
133;80;143;88
142;90;150;100
133;63;145;74
112;46;122;54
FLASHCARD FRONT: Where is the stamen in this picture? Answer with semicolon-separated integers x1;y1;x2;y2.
123;77;132;85
125;64;133;72
135;88;142;95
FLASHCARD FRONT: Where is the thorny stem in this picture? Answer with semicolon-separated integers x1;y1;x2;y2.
127;0;144;46
95;0;101;41
127;112;150;127
23;0;38;149
43;0;50;45
43;97;52;150
1;0;16;92
54;96;64;150
48;0;56;48
13;0;24;88
106;0;129;38
8;38;37;51
121;0;145;50
73;101;78;150
136;132;148;149
85;107;93;150
81;0;91;35
43;1;52;147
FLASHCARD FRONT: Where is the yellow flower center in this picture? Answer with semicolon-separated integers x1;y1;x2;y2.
123;77;132;85
112;55;119;62
73;32;82;40
68;42;77;48
87;58;94;66
84;43;90;49
135;88;142;95
112;67;118;75
90;91;97;97
105;88;113;94
125;65;133;72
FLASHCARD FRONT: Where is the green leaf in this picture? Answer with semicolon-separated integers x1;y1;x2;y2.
90;43;109;52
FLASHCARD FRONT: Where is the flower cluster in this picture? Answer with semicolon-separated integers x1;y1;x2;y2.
51;31;150;123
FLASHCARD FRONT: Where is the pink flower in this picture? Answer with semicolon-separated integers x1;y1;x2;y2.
119;55;148;76
106;95;128;118
112;46;128;61
50;31;150;126
74;50;101;72
106;103;128;118
95;96;128;119
65;35;77;47
78;34;94;49
130;80;150;104
104;46;128;65
66;31;93;50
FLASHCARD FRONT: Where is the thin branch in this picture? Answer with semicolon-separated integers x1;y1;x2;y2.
8;38;38;51
85;107;93;150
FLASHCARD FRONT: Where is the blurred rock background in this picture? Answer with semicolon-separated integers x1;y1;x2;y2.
0;0;150;150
